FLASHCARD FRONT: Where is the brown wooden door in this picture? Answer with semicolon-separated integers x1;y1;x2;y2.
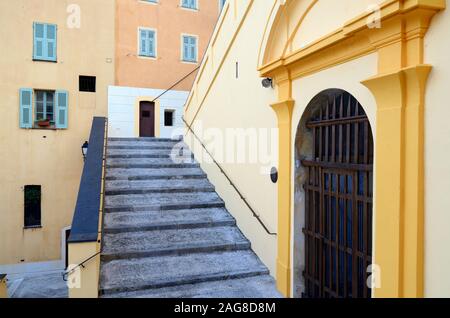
302;92;374;298
139;102;155;137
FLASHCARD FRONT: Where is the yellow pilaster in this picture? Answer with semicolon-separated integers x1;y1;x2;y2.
362;65;431;297
0;275;8;298
270;70;294;298
68;241;100;298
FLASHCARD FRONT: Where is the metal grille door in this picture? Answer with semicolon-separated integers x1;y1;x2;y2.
302;93;373;298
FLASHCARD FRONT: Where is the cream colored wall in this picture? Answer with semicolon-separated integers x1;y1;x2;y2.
290;53;378;296
423;6;450;298
0;0;115;266
263;0;384;64
291;0;385;50
185;0;280;275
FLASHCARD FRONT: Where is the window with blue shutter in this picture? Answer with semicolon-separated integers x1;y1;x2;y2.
182;35;197;62
33;22;57;62
181;0;197;10
19;89;33;129
139;29;156;58
55;91;68;129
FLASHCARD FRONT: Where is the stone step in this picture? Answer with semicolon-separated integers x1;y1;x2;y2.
99;250;269;296
104;192;224;213
108;140;180;149
103;208;235;233
101;226;250;261
105;178;214;195
108;145;177;150
107;162;199;170
105;167;207;181
106;157;197;169
107;150;193;159
101;275;282;298
108;137;180;142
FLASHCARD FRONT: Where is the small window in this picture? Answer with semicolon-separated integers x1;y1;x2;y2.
164;110;174;127
139;28;156;58
24;185;41;228
182;35;198;63
79;76;96;92
33;22;57;62
35;90;55;122
181;0;197;10
19;88;68;129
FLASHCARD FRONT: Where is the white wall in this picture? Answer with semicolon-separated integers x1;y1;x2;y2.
423;7;450;298
108;86;188;138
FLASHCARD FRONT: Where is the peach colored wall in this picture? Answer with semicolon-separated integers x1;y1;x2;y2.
115;0;220;91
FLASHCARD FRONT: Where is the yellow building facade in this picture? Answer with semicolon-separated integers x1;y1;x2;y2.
0;0;115;274
184;0;450;298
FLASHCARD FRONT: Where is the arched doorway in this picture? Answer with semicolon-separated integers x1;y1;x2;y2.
294;89;374;298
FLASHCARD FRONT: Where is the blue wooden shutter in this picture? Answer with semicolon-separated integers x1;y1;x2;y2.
139;29;147;56
55;91;68;129
183;36;189;61
33;23;45;60
190;37;197;61
148;31;155;57
46;24;57;61
20;88;33;128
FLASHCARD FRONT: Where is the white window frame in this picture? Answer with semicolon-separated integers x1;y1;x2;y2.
180;33;199;64
180;0;198;11
139;0;159;5
137;27;158;59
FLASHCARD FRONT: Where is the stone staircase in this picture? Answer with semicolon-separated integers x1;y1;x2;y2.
99;137;281;298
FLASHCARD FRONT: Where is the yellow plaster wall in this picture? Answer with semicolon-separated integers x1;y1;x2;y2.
185;0;280;276
186;0;449;298
68;241;100;298
0;276;7;298
0;0;115;266
291;0;385;51
423;6;450;298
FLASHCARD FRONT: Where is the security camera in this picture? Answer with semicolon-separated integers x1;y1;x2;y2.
262;78;273;88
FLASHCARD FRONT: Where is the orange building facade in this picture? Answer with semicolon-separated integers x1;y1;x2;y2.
115;0;221;90
109;0;222;139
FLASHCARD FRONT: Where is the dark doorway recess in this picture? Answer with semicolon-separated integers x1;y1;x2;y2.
299;90;374;298
139;101;155;137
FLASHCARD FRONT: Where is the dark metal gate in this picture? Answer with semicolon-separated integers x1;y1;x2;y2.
302;92;373;298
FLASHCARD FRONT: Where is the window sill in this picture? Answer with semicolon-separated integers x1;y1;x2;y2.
32;126;59;130
24;225;42;230
138;55;157;60
181;59;198;64
180;6;199;12
32;58;57;63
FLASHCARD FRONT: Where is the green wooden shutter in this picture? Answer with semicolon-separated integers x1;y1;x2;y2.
20;88;33;129
55;91;68;129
